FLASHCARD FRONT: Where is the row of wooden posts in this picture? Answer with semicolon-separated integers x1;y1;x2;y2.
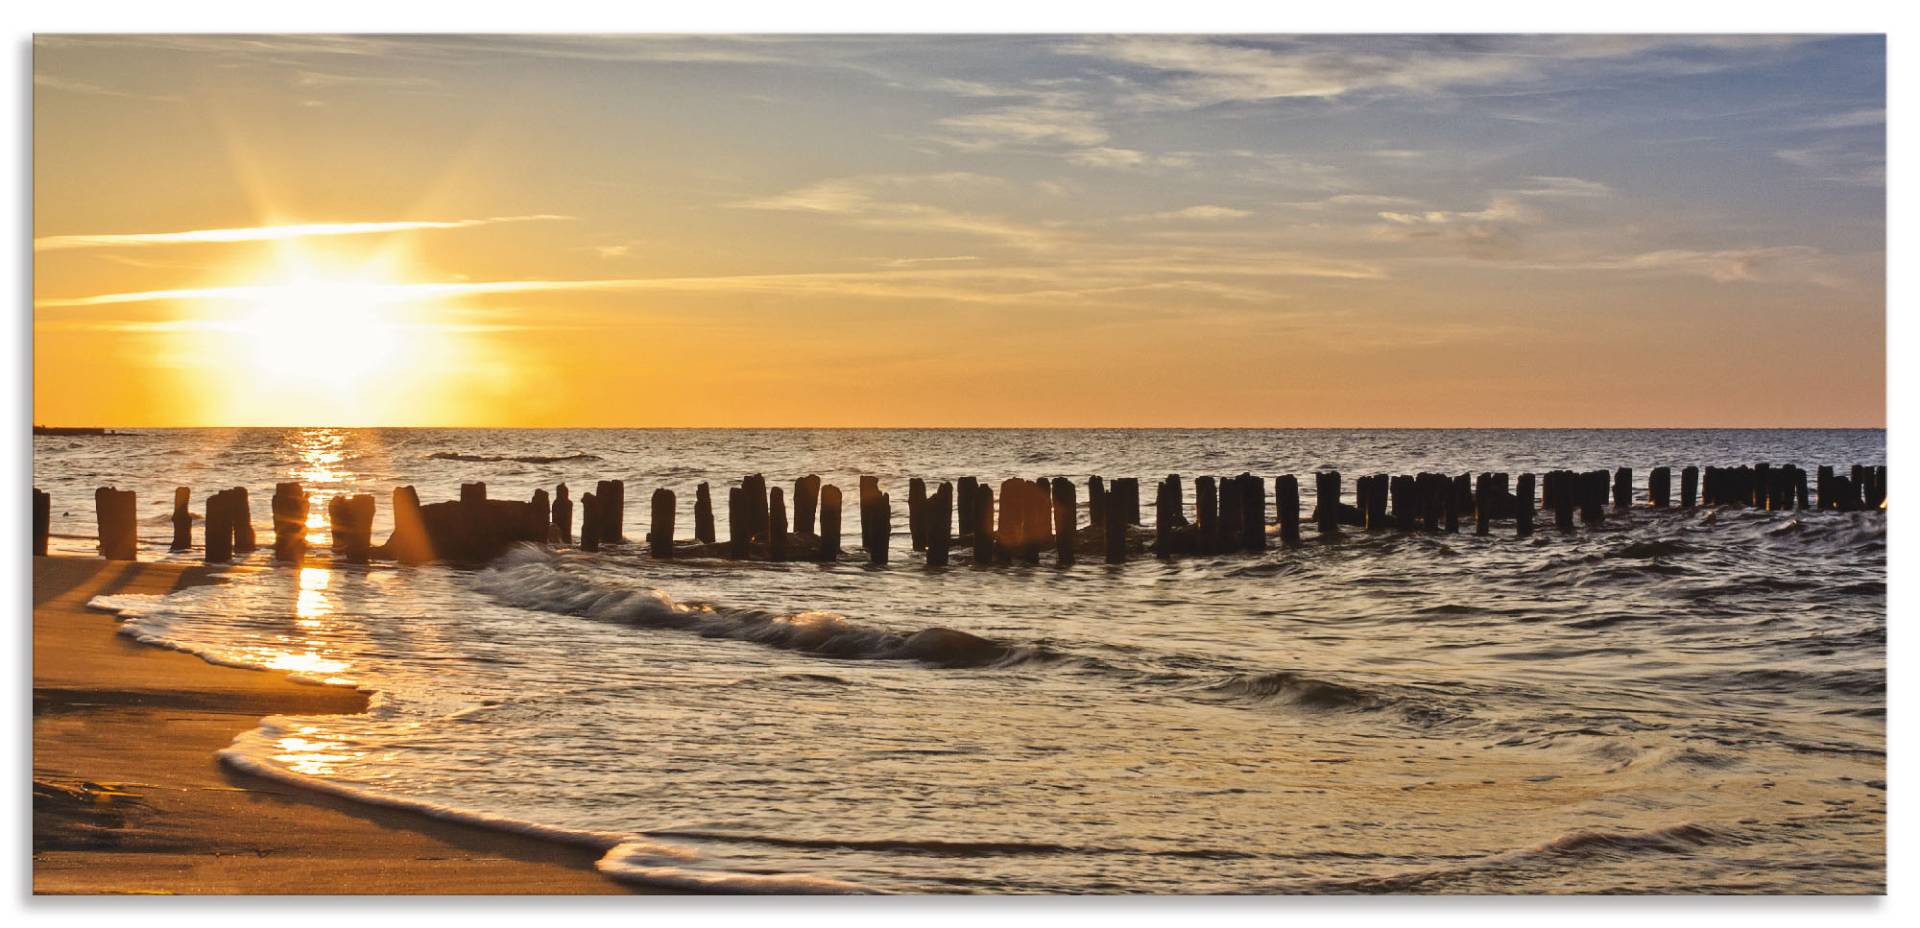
38;461;1887;565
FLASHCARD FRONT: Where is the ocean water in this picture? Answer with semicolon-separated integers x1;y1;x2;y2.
37;428;1886;893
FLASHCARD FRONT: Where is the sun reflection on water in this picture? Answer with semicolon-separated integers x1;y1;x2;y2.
273;726;363;777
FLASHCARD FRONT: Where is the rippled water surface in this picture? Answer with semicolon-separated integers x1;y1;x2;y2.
38;428;1886;893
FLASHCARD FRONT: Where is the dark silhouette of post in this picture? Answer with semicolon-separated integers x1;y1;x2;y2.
860;477;889;565
205;490;232;563
1239;473;1266;551
1613;468;1632;510
553;483;573;543
957;477;978;542
1474;474;1492;535
1052;477;1077;565
1275;475;1301;546
230;488;256;553
340;494;374;563
768;487;788;562
973;485;996;566
794;475;820;536
819;485;843;561
170;487;192;550
1515;473;1535;537
1315;471;1341;537
651;488;676;558
927;481;953;567
1195;476;1219;552
727;487;747;559
1648;467;1671;508
908;478;927;551
1681;466;1699;510
1103;489;1127;564
34;488;51;557
581;491;601;552
693;482;715;544
271;482;308;562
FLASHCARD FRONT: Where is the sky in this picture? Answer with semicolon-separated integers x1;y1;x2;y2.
32;34;1886;427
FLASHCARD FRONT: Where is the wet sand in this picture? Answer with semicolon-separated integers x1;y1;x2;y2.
31;555;643;894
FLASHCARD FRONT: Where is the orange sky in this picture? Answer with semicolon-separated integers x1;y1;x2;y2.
33;35;1886;427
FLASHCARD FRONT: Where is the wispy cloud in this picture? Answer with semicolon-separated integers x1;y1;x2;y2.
1125;205;1254;223
1775;142;1885;185
34;215;570;252
1519;245;1855;287
732;173;1061;252
33;74;178;102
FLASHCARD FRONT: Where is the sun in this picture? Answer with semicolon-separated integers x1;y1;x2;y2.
215;243;419;422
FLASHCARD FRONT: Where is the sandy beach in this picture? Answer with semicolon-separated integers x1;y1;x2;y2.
31;555;638;894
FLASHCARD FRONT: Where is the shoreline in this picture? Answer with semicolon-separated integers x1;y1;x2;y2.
31;555;648;895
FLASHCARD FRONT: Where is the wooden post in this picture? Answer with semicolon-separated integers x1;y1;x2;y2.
581;492;601;552
231;488;256;552
1163;474;1187;527
651;488;676;558
1515;473;1535;537
1117;478;1142;526
908;478;927;551
1390;475;1415;531
1052;477;1076;565
344;494;374;563
1020;479;1042;564
1474;474;1491;535
1275;475;1301;547
927;482;953;567
727;487;747;558
1195;476;1219;552
607;479;628;542
957;477;978;542
1443;474;1462;534
1239;473;1266;551
553;483;573;543
1104;487;1126;564
1648;467;1670;508
204;490;232;563
1794;466;1811;510
1154;477;1176;558
1580;470;1606;525
529;488;551;543
859;477;886;564
92;486;135;560
34;488;51;557
169;487;192;550
795;475;820;536
693;482;715;544
1314;471;1341;536
1612;468;1632;510
768;487;787;562
388;486;429;563
327;495;348;554
742;475;768;542
1366;474;1390;531
819;485;842;561
1680;466;1698;510
871;485;891;565
271;482;308;562
1552;472;1576;530
1219;476;1243;548
1088;476;1107;531
462;482;486;505
973;485;996;566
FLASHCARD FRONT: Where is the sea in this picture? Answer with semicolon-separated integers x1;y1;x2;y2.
34;428;1886;893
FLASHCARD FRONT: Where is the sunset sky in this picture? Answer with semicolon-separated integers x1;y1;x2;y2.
33;34;1885;427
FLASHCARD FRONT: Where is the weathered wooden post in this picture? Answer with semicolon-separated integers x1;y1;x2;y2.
768;487;788;562
204;490;232;563
1104;487;1127;564
388;486;429;563
651;488;676;558
1552;472;1576;530
741;475;768;543
1154;477;1177;558
1195;476;1219;552
1275;475;1301;546
581;491;601;552
553;483;573;543
957;477;978;542
1239;473;1266;551
927;482;953;567
596;480;627;544
231;488;256;553
1088;476;1108;531
795;475;820;536
863;478;890;565
1474;474;1492;535
908;478;927;551
1390;475;1416;531
1793;466;1811;510
693;482;715;544
327;495;348;554
529;488;551;543
727;487;747;559
1580;471;1606;525
461;482;486;505
1314;471;1341;537
1366;474;1391;531
996;477;1024;564
1219;476;1243;548
1443;474;1463;534
271;482;308;562
34;488;51;557
819;485;843;561
1864;465;1886;508
1052;477;1077;565
1116;478;1142;526
169;487;192;550
1515;473;1535;537
1648;467;1671;509
1163;474;1187;527
1613;468;1632;510
973;485;996;566
1019;479;1042;564
1680;466;1698;510
342;495;374;563
1755;463;1775;509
